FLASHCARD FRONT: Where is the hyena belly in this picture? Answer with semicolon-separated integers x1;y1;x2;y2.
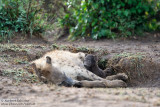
52;61;103;81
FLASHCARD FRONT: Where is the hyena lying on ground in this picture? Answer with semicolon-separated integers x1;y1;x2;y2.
31;50;128;88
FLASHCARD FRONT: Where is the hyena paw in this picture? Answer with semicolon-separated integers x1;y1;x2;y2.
105;80;127;88
116;73;128;81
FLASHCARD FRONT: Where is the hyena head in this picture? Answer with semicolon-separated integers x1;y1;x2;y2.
84;54;97;71
31;56;52;80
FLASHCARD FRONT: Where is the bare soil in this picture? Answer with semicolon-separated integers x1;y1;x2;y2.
0;34;160;107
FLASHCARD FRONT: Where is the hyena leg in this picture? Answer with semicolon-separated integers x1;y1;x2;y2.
75;80;127;88
106;73;128;81
74;80;106;88
77;69;104;81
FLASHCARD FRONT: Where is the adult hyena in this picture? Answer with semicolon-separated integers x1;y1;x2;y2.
31;50;127;88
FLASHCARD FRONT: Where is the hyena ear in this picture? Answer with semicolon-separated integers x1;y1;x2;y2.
46;56;52;64
31;62;36;70
85;53;88;57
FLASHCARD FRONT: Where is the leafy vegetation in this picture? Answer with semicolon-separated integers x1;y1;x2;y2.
61;0;160;39
0;0;159;41
0;0;46;41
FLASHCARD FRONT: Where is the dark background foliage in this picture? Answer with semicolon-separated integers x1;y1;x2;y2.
0;0;159;41
61;0;160;39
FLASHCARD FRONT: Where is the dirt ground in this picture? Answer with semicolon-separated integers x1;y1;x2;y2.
0;33;160;107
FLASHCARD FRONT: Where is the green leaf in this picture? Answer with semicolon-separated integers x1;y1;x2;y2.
124;10;129;16
101;0;104;5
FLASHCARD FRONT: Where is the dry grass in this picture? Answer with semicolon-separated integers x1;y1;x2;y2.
107;52;160;86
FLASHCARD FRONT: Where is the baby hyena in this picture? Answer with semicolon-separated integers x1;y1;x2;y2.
84;54;128;81
31;50;127;88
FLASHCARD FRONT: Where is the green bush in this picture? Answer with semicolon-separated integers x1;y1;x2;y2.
61;0;160;39
0;0;46;41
